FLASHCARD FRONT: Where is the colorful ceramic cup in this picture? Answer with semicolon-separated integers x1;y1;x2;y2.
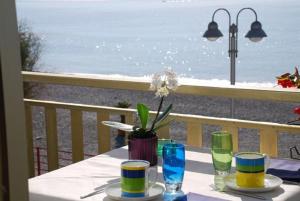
235;152;266;188
121;160;156;198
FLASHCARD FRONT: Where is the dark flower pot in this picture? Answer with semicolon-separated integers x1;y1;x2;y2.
128;135;158;166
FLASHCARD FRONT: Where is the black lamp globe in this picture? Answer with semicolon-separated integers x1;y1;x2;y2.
245;21;267;42
203;21;223;41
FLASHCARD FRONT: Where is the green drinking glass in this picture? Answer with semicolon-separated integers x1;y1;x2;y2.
211;131;233;190
157;139;174;157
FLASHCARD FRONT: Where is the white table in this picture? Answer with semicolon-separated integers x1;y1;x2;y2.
29;146;300;201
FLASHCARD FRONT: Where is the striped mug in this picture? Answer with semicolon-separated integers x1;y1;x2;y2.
235;152;268;188
121;160;157;198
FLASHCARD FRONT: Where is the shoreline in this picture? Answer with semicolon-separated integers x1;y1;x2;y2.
57;72;277;88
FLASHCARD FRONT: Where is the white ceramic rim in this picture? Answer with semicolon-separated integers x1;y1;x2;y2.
105;182;164;201
121;160;150;169
235;152;265;160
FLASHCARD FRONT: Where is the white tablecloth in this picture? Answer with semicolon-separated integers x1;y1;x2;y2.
29;146;300;201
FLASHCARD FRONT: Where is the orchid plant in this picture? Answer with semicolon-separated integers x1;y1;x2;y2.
102;68;178;138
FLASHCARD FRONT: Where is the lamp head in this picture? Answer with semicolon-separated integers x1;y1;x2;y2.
203;21;223;41
245;21;267;42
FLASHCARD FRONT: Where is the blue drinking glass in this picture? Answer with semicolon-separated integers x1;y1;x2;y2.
163;143;185;194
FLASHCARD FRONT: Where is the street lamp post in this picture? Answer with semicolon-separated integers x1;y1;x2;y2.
203;7;267;85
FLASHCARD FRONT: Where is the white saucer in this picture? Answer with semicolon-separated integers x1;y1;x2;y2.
224;174;283;193
105;182;164;201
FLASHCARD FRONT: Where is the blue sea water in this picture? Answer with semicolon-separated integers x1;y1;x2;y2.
16;0;300;84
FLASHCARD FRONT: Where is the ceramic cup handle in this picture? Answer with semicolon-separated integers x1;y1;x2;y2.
264;154;270;172
148;166;157;188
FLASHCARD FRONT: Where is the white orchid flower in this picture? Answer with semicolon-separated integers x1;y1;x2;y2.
150;72;163;91
150;67;178;97
155;86;169;97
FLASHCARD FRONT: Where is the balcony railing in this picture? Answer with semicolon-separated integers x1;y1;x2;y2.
22;71;300;177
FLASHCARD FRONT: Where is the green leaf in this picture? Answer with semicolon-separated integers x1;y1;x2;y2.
153;118;175;131
102;121;134;132
154;104;172;127
137;103;149;130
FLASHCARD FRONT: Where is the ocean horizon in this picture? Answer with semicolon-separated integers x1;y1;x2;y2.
16;0;300;86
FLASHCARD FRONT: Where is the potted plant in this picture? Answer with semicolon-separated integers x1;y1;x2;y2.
102;68;178;166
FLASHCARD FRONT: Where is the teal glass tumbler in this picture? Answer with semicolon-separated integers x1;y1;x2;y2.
163;143;185;194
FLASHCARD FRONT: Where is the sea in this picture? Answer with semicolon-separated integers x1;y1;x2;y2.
15;0;300;86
